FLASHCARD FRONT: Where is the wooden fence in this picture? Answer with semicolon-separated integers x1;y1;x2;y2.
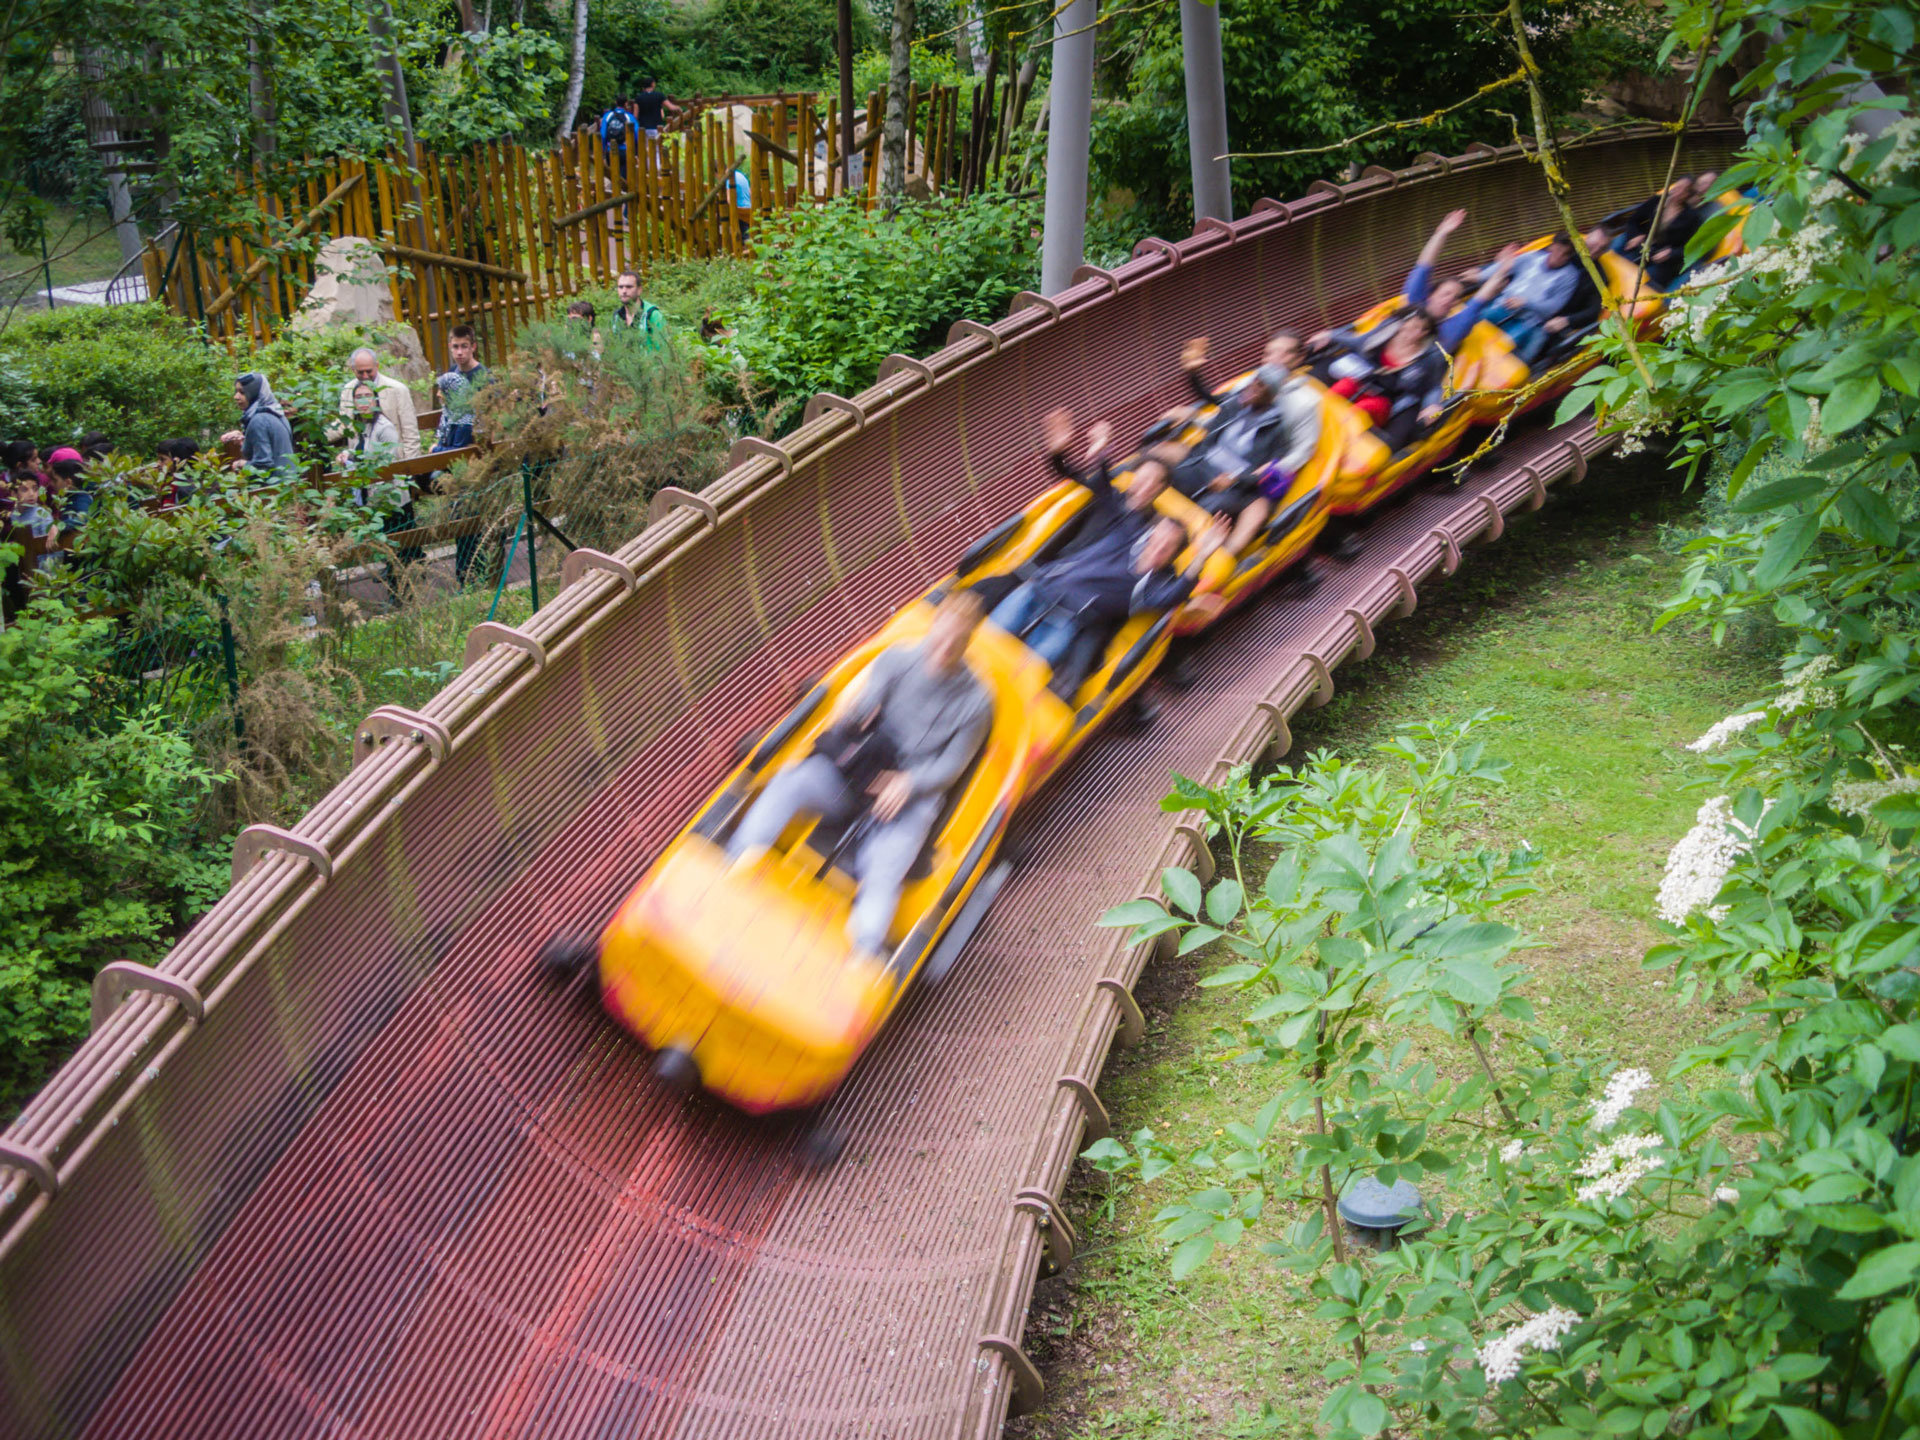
142;86;994;362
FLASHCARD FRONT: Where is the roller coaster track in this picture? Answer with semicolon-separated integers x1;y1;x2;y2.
0;126;1739;1439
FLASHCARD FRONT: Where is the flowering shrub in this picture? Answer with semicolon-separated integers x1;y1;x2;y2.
1091;707;1920;1437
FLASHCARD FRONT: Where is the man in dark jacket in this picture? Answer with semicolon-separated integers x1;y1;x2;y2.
988;510;1228;701
967;409;1181;616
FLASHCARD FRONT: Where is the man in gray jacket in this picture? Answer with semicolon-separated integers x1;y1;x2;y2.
727;591;993;967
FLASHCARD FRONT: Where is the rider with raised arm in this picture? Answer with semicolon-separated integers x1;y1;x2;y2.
1308;211;1518;358
1169;335;1315;557
726;590;993;971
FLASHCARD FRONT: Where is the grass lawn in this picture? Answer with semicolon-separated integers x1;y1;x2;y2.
1003;453;1779;1440
0;202;128;307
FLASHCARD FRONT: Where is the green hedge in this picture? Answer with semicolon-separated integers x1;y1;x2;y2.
0;304;229;457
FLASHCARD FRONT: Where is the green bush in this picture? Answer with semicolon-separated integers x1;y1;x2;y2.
0;600;227;1117
0;303;228;456
730;192;1037;404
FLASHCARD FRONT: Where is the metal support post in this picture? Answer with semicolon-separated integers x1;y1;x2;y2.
520;463;541;613
1180;0;1233;224
1039;0;1096;296
218;594;244;738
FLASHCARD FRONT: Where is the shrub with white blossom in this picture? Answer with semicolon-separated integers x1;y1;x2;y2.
1083;9;1920;1432
1089;698;1920;1438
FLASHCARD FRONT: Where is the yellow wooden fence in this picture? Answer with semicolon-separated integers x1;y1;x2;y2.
144;89;971;361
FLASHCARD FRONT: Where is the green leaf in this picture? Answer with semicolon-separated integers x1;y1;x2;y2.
1169;1231;1216;1280
1347;1392;1389;1435
1099;898;1168;928
1730;470;1828;515
1837;484;1900;548
1439;958;1503;1008
1205;878;1244;926
1870;1297;1919;1376
1752;513;1821;590
1835;1241;1920;1299
1823;375;1883;436
1775;1406;1841;1440
1162;866;1203;917
1870;796;1920;831
1881;1023;1920;1060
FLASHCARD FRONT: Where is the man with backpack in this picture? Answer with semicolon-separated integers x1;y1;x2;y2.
599;97;636;155
611;270;667;347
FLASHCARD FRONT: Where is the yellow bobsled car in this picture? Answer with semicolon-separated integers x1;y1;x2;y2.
545;485;1227;1121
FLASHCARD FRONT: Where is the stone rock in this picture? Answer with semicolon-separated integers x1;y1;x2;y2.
293;235;435;402
292;235;396;331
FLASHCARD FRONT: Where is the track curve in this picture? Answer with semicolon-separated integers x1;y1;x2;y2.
0;128;1736;1439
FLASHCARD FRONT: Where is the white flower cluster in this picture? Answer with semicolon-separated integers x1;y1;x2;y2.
1831;774;1920;819
1590;1068;1654;1130
1869;116;1920;183
1713;1185;1740;1204
1476;1305;1580;1384
1803;396;1830;458
1661;258;1737;346
1574;1133;1664;1203
1500;1138;1529;1162
1609;389;1665;457
1777;655;1838;716
1738;216;1836;295
1656;795;1758;925
1689;710;1767;753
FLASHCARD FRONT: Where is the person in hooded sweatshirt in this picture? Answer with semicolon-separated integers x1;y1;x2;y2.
227;372;297;483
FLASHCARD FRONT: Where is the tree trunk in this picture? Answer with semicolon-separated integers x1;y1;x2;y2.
836;0;856;194
365;0;418;162
554;0;590;148
247;2;276;167
953;3;972;72
880;0;914;203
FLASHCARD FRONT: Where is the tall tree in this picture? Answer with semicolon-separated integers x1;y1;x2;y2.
247;0;277;167
836;0;857;193
555;0;589;147
364;0;418;161
880;0;914;201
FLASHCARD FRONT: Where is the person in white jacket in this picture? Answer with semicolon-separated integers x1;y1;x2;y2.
335;348;421;460
1262;330;1323;479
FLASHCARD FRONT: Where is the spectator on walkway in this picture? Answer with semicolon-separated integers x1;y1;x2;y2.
731;165;752;244
336;347;421;460
600;96;637;156
156;438;200;471
610;271;666;346
3;441;46;490
44;446;85;492
336;382;401;471
76;432;113;462
229;372;297;483
435;325;492;451
632;78;681;141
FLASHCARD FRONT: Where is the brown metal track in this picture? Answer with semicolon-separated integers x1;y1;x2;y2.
0;129;1736;1439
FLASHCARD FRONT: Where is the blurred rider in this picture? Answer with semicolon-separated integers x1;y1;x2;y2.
1175;334;1319;556
727;591;992;971
988;510;1228;701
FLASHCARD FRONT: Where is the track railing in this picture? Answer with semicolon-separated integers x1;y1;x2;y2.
0;124;1737;1439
